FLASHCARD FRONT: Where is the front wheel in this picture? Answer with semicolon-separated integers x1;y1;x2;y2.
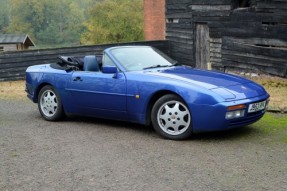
151;94;193;140
38;85;64;121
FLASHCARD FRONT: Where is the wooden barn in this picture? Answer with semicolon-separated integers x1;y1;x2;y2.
0;34;35;52
165;0;287;77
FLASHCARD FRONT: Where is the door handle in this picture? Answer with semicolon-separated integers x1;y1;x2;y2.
73;76;82;81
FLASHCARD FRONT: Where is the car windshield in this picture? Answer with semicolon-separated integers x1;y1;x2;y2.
110;47;176;71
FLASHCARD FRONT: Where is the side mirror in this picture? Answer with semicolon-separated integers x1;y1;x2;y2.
102;66;118;74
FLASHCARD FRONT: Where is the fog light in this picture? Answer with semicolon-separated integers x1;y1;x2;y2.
226;112;234;119
226;110;245;119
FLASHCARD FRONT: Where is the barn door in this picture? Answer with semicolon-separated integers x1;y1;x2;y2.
195;24;210;69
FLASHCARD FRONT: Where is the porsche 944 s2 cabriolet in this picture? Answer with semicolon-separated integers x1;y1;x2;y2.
26;46;269;140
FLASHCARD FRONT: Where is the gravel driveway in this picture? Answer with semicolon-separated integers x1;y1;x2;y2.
0;99;286;191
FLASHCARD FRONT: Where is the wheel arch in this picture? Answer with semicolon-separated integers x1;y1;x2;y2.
145;90;185;126
37;83;65;121
34;83;52;103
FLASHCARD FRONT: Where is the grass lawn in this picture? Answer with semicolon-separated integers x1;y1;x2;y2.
252;113;287;143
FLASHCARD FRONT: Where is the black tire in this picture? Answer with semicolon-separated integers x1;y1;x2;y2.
38;85;64;121
151;94;193;140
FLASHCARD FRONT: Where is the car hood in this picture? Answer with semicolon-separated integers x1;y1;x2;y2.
145;66;267;100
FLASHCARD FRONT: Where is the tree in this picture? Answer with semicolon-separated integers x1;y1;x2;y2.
5;0;90;47
0;0;11;33
81;0;144;44
5;0;42;39
3;0;135;47
36;0;86;45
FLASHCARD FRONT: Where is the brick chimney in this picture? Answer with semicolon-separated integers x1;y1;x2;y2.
144;0;165;40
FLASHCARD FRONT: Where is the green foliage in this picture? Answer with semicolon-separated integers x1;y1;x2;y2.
35;0;86;46
3;0;92;47
81;0;144;44
0;0;10;33
5;0;44;40
0;0;144;47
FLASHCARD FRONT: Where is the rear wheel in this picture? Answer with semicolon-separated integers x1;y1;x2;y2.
151;94;192;140
38;85;64;121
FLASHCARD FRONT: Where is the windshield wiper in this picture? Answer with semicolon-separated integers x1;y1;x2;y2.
143;65;172;70
171;61;180;66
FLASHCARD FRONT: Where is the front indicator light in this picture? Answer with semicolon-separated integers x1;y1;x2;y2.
226;110;245;119
227;104;246;111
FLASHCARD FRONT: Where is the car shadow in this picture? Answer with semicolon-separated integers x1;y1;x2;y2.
66;115;156;135
189;126;262;142
65;115;259;141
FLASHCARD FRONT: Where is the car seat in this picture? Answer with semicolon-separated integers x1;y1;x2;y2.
83;55;100;72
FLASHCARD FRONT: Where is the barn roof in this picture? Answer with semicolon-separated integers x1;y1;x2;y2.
0;34;35;46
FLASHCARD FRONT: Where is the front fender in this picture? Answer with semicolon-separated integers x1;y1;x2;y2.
125;74;224;124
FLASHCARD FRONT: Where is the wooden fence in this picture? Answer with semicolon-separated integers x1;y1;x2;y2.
0;40;169;81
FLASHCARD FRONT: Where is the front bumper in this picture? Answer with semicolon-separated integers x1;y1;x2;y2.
191;93;270;133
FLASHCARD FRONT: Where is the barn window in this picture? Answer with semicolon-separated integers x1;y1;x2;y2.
239;0;250;7
166;18;179;23
262;22;279;26
233;0;251;9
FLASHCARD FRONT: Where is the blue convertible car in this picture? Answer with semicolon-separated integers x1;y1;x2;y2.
26;46;269;140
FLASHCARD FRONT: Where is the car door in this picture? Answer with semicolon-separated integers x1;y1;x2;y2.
66;59;127;118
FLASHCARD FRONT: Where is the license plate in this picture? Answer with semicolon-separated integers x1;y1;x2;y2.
248;101;266;113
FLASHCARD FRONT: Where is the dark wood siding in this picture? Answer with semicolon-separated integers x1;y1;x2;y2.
166;0;287;78
166;0;193;64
